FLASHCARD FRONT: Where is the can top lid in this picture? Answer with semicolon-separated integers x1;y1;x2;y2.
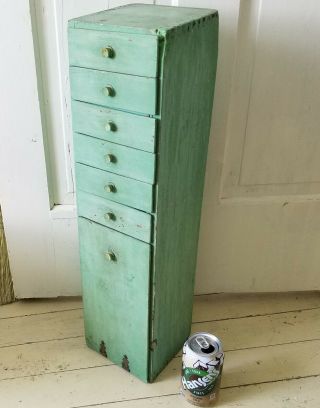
187;332;223;357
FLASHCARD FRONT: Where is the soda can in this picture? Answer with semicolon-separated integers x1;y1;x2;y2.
181;332;224;406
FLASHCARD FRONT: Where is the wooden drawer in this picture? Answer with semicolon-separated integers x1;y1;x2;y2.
70;67;157;115
77;190;153;242
71;101;156;152
68;28;158;77
74;133;156;184
76;163;153;212
78;216;150;381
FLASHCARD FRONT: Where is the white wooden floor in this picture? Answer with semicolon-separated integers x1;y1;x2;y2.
0;292;319;408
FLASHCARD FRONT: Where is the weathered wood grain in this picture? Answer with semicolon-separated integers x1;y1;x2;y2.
0;309;83;348
0;337;110;381
2;333;319;391
150;13;219;380
1;339;319;408
194;307;320;352
0;297;81;319
1;292;320;401
2;305;319;357
192;291;320;322
1;291;317;321
78;376;320;408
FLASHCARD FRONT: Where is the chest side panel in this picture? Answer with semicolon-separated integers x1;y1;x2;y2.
150;15;219;380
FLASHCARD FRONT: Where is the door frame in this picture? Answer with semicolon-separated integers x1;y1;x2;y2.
0;0;80;298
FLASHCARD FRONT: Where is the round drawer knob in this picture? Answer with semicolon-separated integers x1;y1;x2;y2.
103;85;115;97
104;183;116;193
105;154;116;163
105;121;117;132
105;251;116;262
105;212;116;221
101;46;114;58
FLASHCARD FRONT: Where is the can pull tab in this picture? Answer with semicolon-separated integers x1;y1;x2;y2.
196;336;210;349
196;335;216;354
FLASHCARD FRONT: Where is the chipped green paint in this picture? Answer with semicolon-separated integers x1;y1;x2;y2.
70;66;157;115
69;4;218;383
68;4;217;36
75;163;154;212
77;190;153;243
74;133;156;183
150;14;219;381
69;28;158;77
79;217;150;381
71;101;157;152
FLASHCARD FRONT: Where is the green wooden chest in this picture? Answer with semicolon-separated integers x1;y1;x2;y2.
68;4;218;382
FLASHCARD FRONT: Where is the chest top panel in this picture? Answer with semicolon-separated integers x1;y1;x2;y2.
68;4;217;35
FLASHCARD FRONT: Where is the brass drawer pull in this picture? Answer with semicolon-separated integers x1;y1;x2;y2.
101;46;114;58
105;154;116;163
105;251;116;262
105;121;117;132
103;85;115;97
105;212;116;221
104;183;116;193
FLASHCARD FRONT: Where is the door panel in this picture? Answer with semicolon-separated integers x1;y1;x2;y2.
221;0;320;198
181;0;320;292
79;217;150;381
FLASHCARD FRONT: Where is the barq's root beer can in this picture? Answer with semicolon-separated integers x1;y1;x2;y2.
181;332;224;406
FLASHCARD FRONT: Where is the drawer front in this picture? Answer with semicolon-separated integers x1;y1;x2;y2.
71;101;156;152
76;163;153;212
78;217;150;381
74;133;156;184
77;190;153;242
70;67;157;115
69;28;158;78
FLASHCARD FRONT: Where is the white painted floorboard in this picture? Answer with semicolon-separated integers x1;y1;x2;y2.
0;292;319;407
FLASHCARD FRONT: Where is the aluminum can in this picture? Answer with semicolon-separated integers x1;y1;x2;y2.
181;332;224;406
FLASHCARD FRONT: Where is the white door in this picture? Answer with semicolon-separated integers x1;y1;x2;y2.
1;0;319;297
193;0;320;293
